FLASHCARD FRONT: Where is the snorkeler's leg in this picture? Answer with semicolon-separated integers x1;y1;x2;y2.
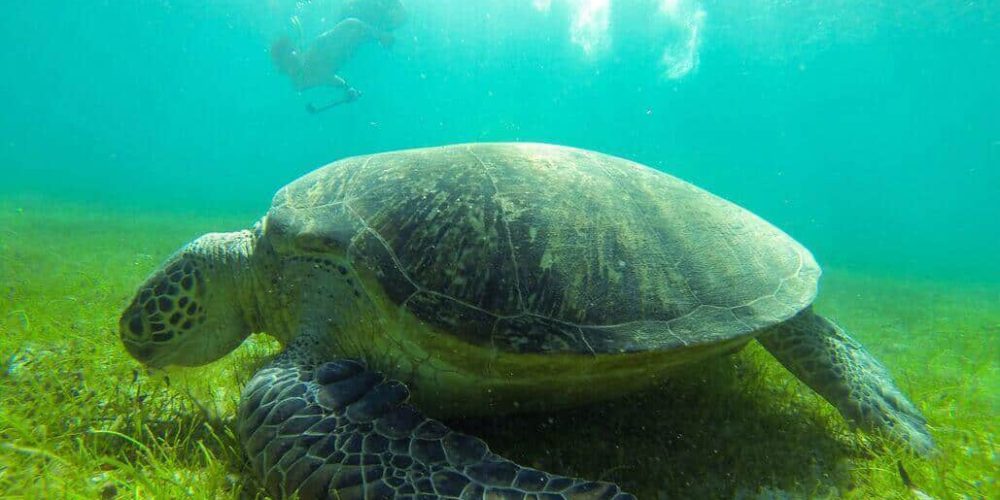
757;307;935;456
271;37;304;78
328;74;349;90
306;76;361;113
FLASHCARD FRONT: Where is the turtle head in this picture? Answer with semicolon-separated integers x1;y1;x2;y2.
120;230;259;368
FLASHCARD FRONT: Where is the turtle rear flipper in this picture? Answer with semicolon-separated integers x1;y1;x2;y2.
239;354;635;499
757;308;935;456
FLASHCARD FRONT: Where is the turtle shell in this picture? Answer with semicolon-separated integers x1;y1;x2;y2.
264;143;819;355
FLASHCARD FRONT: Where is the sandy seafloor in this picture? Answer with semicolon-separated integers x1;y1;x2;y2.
0;194;995;499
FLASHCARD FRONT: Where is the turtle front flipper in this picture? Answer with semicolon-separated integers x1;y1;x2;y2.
757;308;935;456
238;354;635;499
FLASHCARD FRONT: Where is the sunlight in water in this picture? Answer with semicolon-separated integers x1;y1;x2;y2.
533;0;553;13
657;0;705;79
533;0;705;78
568;0;612;57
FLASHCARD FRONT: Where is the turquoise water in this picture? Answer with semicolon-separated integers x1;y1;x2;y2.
1;2;998;498
2;1;996;281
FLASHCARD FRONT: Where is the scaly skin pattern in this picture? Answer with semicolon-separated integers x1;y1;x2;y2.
757;308;934;455
238;343;635;500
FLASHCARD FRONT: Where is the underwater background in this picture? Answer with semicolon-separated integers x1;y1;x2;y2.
1;1;997;498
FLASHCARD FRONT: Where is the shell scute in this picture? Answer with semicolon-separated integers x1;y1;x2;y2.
265;143;820;354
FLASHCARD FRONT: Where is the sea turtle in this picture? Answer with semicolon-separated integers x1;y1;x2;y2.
119;143;933;499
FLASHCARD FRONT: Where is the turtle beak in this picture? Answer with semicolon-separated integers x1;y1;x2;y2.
122;337;164;368
119;327;169;368
118;299;172;369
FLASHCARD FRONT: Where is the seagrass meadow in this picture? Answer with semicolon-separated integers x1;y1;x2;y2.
2;1;998;499
1;196;996;498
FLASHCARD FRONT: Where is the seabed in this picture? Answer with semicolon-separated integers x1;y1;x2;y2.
1;196;996;499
